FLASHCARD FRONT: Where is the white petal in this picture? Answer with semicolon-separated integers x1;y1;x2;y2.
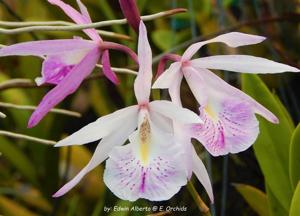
104;122;187;201
182;32;266;61
149;100;202;124
199;68;278;123
183;66;208;105
168;70;184;106
52;120;136;197
134;21;153;104
190;55;300;73
149;111;173;133
55;105;138;147
192;148;214;203
174;123;193;178
152;62;181;89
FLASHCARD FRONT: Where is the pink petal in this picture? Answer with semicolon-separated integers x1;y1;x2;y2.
202;68;279;123
182;32;266;61
190;100;259;156
28;47;100;128
76;0;92;23
183;67;278;155
119;0;141;33
101;42;138;64
0;39;97;57
40;56;75;85
101;50;120;84
134;21;152;105
190;55;300;73
53;117;137;197
155;54;181;78
48;0;101;42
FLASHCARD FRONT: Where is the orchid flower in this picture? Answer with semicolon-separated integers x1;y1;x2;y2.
51;22;211;202
0;0;138;128
153;32;300;156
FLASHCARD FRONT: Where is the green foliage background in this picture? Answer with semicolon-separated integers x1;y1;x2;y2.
0;0;299;215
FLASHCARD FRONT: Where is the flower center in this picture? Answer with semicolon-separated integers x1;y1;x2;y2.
181;60;191;67
139;117;151;165
204;101;219;121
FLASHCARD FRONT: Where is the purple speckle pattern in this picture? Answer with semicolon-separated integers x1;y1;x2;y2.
41;56;75;85
103;144;186;201
192;99;259;156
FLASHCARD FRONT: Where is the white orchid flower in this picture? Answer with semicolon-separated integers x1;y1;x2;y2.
153;32;299;156
52;22;209;202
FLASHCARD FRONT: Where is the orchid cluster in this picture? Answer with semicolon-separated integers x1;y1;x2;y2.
0;0;299;203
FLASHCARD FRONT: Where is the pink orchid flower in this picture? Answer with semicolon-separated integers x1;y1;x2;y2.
0;0;137;128
52;22;212;202
153;32;300;156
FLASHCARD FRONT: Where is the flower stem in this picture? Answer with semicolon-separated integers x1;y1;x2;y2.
0;8;187;35
0;20;131;40
187;181;211;216
0;0;38;40
152;13;300;64
0;102;81;118
0;66;137;91
0;130;56;145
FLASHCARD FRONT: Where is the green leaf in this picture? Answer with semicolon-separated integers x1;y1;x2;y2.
67;195;80;216
89;80;113;116
289;124;300;189
91;193;106;216
137;0;148;12
97;0;124;34
0;137;38;186
273;94;294;130
241;74;294;211
0;73;32;127
0;196;39;216
152;29;174;51
234;183;270;216
290;182;300;216
266;184;288;216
